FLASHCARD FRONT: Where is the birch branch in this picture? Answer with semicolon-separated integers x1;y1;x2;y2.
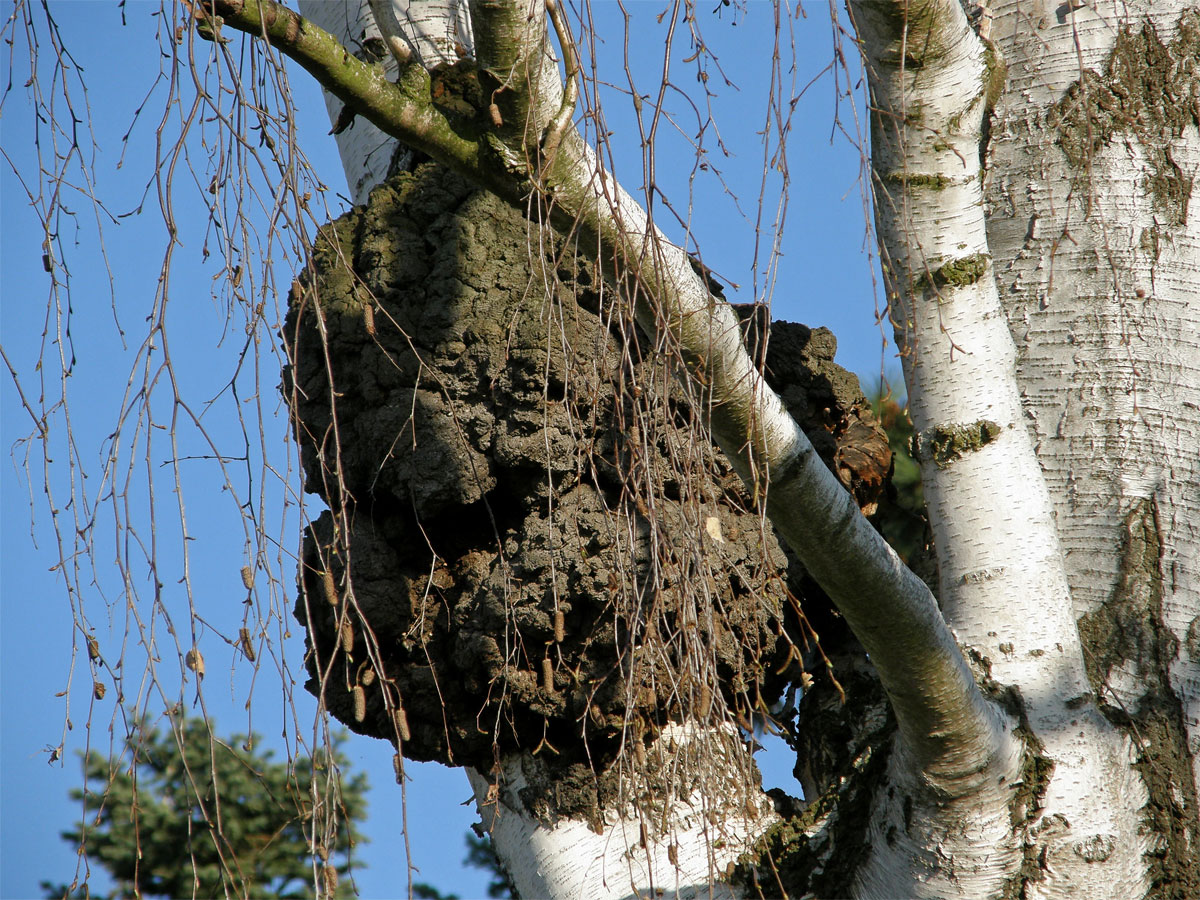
201;0;1015;790
192;0;518;199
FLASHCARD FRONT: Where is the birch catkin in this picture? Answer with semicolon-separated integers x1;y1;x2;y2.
239;627;255;662
320;570;338;606
353;685;366;722
394;705;411;742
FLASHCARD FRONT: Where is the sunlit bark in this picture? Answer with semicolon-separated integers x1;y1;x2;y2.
209;0;1199;894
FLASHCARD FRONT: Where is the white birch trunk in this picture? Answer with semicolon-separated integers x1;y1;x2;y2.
853;1;1154;895
301;0;470;202
466;723;775;900
984;0;1200;793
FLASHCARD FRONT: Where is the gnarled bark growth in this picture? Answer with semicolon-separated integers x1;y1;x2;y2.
283;165;891;819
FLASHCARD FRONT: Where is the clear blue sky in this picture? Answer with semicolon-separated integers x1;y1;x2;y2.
1;2;890;898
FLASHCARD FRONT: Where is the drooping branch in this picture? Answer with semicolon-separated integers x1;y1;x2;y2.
203;0;1012;792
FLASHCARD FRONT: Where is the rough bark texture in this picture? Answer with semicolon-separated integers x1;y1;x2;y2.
282;164;891;824
985;4;1200;894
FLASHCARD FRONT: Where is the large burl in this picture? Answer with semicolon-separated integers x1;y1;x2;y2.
282;165;890;812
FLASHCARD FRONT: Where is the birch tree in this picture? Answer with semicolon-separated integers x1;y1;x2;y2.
8;0;1198;898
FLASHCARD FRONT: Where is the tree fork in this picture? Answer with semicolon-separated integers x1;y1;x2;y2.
208;0;1025;891
212;0;1016;792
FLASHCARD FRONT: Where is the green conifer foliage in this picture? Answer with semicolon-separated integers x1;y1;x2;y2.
870;385;928;565
45;714;367;900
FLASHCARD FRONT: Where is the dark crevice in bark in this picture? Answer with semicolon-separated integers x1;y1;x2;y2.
733;662;894;899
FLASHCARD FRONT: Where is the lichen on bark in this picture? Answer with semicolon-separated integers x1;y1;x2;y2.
1076;498;1200;898
282;164;892;818
1050;11;1200;226
911;252;990;293
910;419;1002;468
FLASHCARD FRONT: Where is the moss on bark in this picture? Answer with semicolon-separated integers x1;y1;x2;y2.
911;419;1002;468
1076;499;1200;899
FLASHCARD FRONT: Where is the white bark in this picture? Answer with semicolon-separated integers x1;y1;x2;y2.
985;0;1200;793
300;0;471;202
855;735;1022;900
854;1;1154;895
466;724;775;900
